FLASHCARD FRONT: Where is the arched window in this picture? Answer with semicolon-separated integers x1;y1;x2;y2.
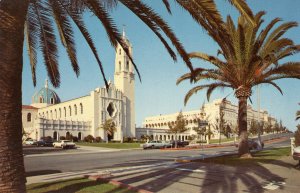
59;108;61;118
64;107;66;117
39;96;43;103
69;106;72;116
119;49;121;55
54;109;57;119
50;110;52;119
50;98;54;104
27;113;31;122
53;131;58;141
78;132;82;140
74;104;77;115
80;103;83;114
126;61;129;70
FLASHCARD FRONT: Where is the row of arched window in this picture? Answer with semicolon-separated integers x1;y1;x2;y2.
145;119;199;128
39;103;83;119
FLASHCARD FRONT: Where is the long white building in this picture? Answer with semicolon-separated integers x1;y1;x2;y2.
138;99;277;140
22;33;135;142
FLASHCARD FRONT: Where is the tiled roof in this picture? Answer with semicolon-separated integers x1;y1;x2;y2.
22;105;38;110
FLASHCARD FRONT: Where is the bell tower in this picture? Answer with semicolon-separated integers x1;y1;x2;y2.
114;29;135;137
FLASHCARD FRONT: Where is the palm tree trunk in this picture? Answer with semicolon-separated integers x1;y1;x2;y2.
237;96;251;157
0;1;28;192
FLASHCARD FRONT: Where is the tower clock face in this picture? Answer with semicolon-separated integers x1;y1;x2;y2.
107;102;117;118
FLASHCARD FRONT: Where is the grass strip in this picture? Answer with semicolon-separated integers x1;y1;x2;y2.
202;147;291;166
27;177;137;193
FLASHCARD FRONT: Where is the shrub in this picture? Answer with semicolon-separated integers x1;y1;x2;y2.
60;136;66;140
95;136;102;143
84;135;94;143
123;137;132;143
72;136;79;142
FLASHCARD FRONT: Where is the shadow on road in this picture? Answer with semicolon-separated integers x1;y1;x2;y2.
26;170;62;177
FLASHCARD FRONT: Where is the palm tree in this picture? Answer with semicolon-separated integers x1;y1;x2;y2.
100;119;117;143
1;0;195;191
0;0;255;191
177;12;300;157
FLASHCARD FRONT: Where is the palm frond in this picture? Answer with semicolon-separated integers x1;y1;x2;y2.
206;82;232;101
162;0;172;14
120;0;193;71
254;80;283;95
33;1;60;87
25;5;39;86
50;0;79;77
228;0;255;26
58;0;108;88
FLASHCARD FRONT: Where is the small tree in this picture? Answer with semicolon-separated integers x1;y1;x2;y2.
100;119;117;143
295;125;300;147
224;124;232;138
213;111;226;144
168;112;188;148
249;119;259;136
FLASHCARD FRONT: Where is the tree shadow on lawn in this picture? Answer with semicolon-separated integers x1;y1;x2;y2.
27;178;134;193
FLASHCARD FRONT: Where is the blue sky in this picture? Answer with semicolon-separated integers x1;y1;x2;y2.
22;0;300;131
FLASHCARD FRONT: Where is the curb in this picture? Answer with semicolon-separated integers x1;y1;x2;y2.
85;175;153;193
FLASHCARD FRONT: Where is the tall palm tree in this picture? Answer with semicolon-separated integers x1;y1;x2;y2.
0;0;255;191
296;103;300;120
1;0;194;192
177;12;300;157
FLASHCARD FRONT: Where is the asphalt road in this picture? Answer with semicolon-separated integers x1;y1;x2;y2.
24;137;290;177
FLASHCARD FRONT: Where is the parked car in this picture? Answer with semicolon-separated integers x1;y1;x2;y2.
53;140;76;149
170;140;189;148
235;138;264;150
293;146;300;162
141;140;170;149
24;138;37;145
36;140;54;147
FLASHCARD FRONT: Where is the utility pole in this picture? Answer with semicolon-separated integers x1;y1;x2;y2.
257;85;262;149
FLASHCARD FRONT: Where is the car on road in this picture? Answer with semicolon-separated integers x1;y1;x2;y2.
141;140;171;149
170;140;189;148
36;140;54;147
53;140;76;149
293;146;300;161
235;138;264;150
24;138;37;145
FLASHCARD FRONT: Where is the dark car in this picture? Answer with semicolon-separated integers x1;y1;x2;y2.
36;140;53;147
236;139;264;150
170;140;189;148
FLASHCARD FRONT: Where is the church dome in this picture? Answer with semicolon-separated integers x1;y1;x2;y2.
32;80;60;105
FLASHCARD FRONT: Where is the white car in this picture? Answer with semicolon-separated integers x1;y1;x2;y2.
24;139;37;145
53;140;76;149
141;140;170;149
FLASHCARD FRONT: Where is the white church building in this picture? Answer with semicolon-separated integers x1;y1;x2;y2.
22;33;135;142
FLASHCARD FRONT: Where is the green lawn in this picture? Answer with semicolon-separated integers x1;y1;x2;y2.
202;147;291;166
208;137;236;144
76;142;141;149
27;177;136;193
